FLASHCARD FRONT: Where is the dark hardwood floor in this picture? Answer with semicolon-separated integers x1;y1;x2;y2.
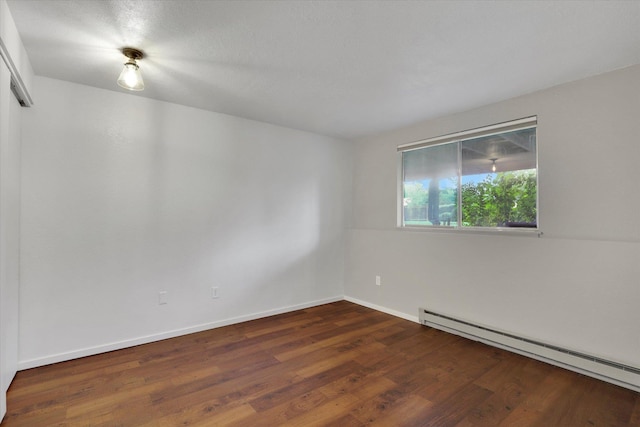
3;301;639;426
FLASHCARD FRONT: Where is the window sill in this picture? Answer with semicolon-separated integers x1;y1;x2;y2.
398;225;543;238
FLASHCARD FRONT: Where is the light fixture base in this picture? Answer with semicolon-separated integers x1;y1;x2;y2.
121;47;144;60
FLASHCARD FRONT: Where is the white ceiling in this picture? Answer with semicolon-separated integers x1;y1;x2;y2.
6;0;640;140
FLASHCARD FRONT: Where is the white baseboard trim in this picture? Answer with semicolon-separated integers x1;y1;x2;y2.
344;296;419;324
18;295;343;371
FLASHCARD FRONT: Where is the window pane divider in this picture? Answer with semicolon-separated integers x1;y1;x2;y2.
457;140;462;227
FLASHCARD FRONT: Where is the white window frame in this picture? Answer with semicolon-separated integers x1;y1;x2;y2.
397;116;540;236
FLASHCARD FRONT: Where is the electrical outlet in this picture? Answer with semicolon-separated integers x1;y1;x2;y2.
211;287;219;299
375;276;381;286
158;291;168;305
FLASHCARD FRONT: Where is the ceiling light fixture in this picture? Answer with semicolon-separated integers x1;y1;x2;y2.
117;47;145;91
490;158;498;173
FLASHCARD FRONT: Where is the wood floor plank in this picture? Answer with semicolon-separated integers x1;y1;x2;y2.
3;300;638;426
372;393;435;426
496;406;544;427
497;368;576;426
318;370;398;401
535;374;636;427
321;413;366;427
422;383;493;427
274;317;400;362
349;385;429;425
459;357;552;426
570;378;637;426
630;395;640;425
228;389;329;427
279;393;361;427
248;360;362;412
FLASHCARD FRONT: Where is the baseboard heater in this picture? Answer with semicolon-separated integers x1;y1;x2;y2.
419;308;640;392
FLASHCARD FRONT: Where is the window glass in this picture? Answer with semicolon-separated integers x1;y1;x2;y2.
461;127;537;227
402;143;458;227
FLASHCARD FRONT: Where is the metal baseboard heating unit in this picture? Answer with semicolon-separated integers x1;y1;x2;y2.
419;308;640;392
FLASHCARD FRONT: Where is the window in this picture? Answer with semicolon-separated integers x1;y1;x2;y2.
398;117;537;230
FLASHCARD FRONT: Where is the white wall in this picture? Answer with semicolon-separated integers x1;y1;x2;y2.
0;53;22;423
19;77;352;368
0;0;29;417
346;65;640;369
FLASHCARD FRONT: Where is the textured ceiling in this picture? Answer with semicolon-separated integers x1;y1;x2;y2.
6;0;640;140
